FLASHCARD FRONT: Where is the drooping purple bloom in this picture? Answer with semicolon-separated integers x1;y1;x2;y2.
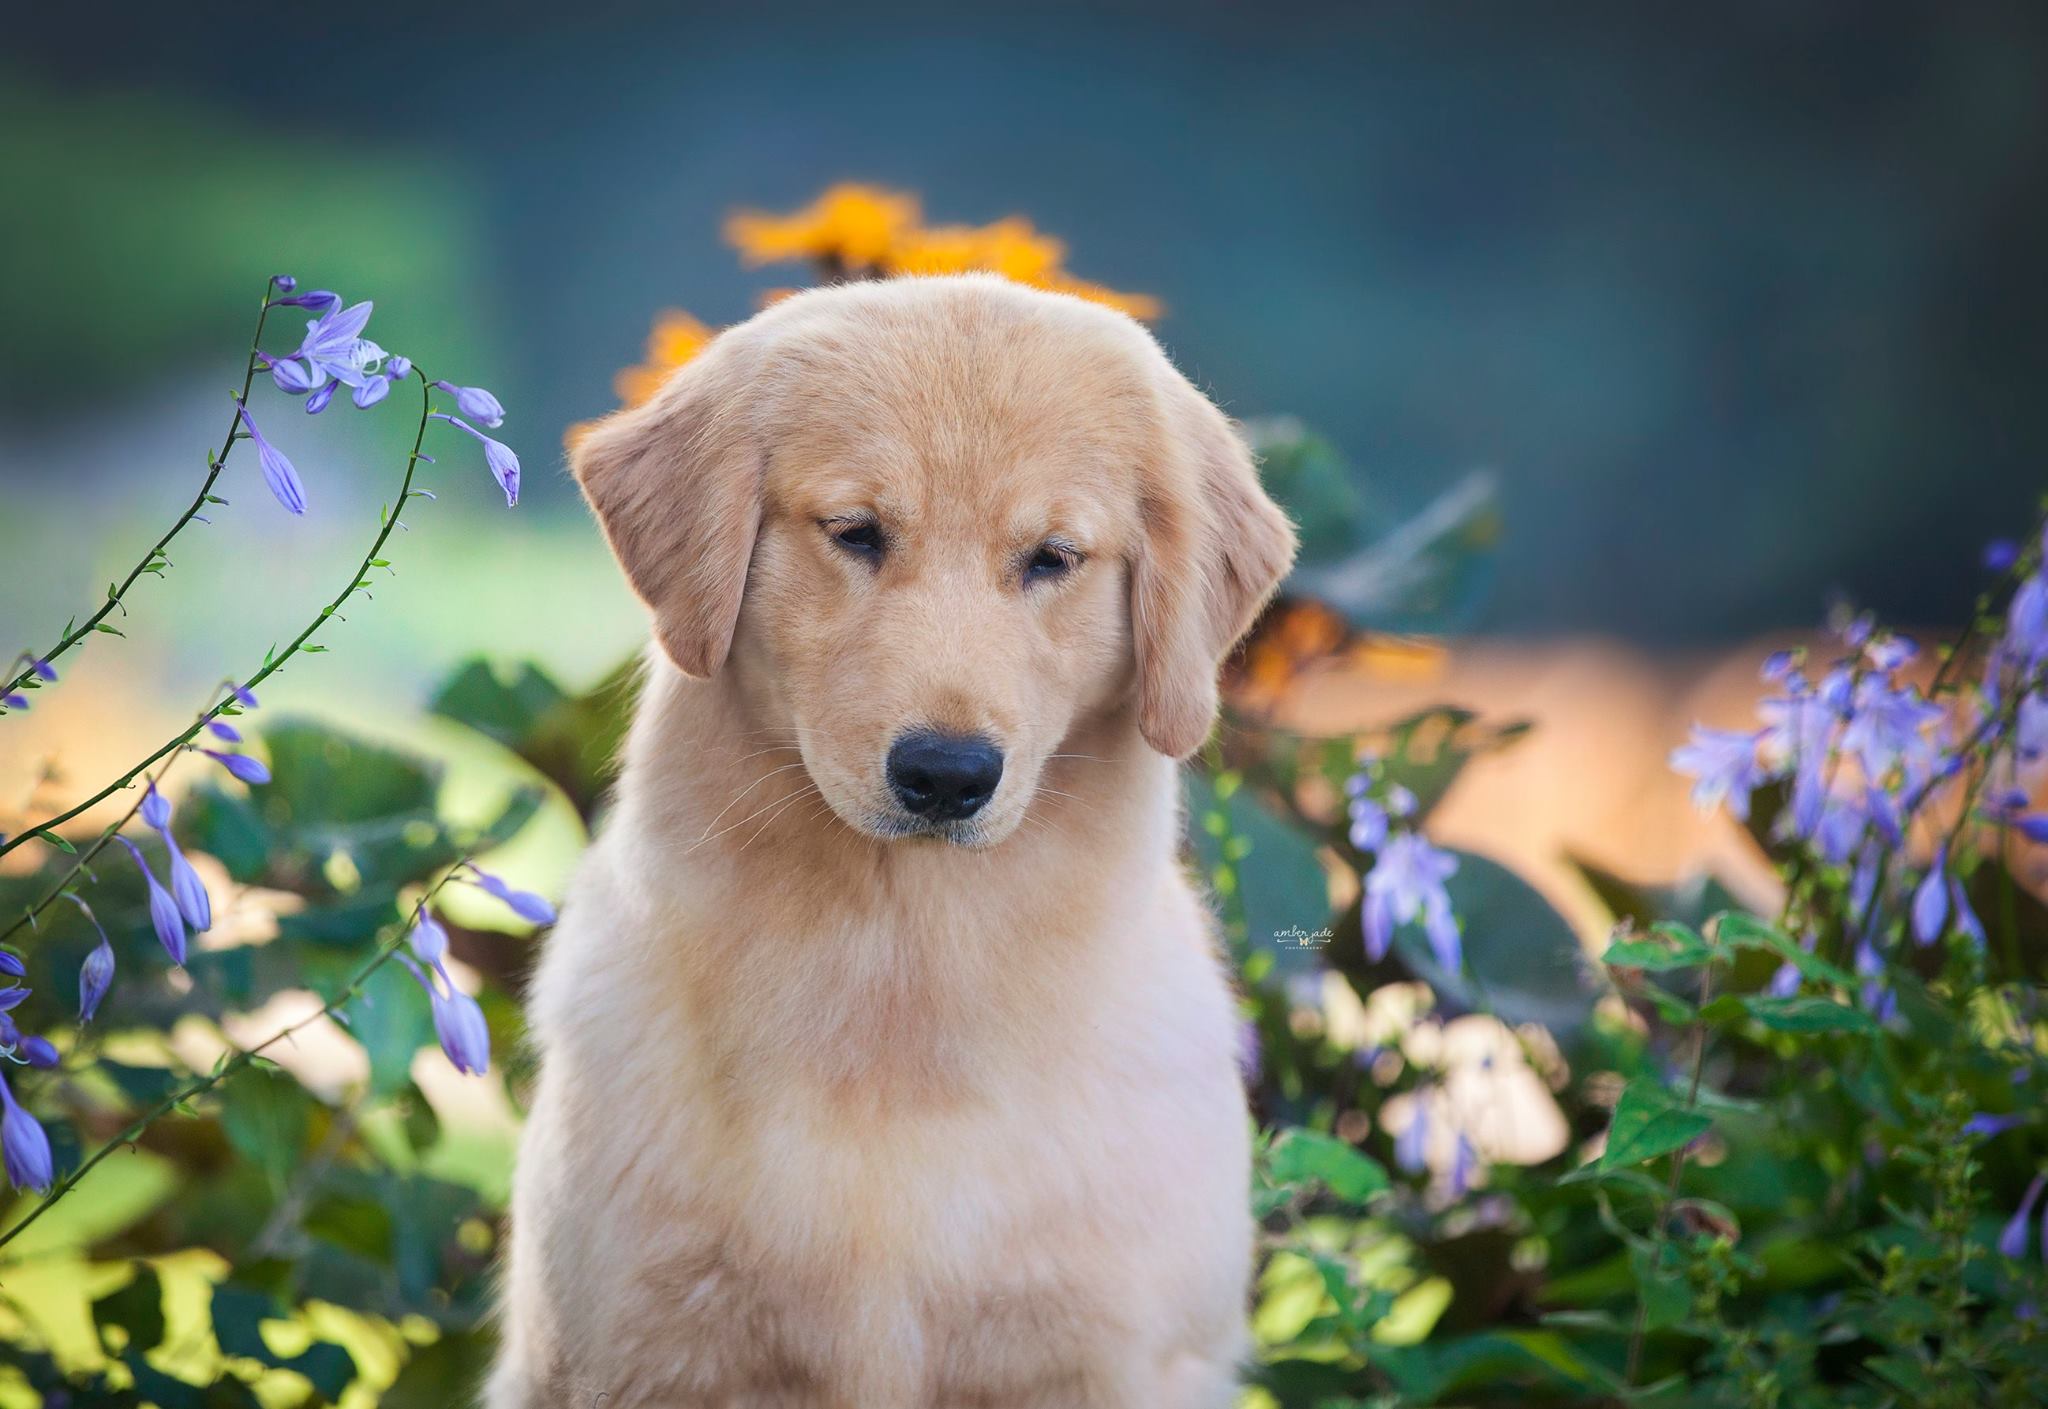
2000;1172;2047;1259
18;1035;57;1069
429;984;490;1076
304;380;341;415
264;353;319;395
1841;677;1942;782
1951;877;1985;949
388;354;412;380
0;1071;52;1194
1670;725;1767;821
198;748;270;785
234;402;307;515
1985;538;2021;573
1767;961;1802;998
2016;814;2048;845
433;381;506;428
138;784;210;931
352;374;393;409
139;783;170;832
466;866;556;924
230;683;259;709
271;274;298;292
2008;576;2048;669
1865;635;1917;673
206;719;243;743
433;413;522;507
116;836;187;965
1363;833;1460;970
0;987;26;1012
1449;1132;1478;1196
3;693;28;712
270;288;341;312
1912;849;1950;946
1760;649;1798;683
0;952;21;980
27;658;55;682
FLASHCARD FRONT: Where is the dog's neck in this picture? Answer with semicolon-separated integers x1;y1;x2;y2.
609;653;1183;937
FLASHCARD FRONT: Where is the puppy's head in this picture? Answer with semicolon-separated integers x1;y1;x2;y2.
574;276;1294;847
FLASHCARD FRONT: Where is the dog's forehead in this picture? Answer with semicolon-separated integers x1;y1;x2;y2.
755;283;1160;529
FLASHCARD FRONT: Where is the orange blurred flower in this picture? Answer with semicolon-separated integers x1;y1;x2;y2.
724;183;921;271
612;309;716;410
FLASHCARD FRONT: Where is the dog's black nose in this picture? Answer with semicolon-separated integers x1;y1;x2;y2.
887;731;1005;822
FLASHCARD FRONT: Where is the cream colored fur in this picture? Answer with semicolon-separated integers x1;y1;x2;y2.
490;275;1295;1408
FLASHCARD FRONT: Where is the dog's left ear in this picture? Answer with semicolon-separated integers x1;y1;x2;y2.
1132;372;1298;759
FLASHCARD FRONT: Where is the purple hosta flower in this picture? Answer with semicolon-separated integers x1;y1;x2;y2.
2;693;29;712
1848;844;1881;923
388;355;413;380
234;402;307;515
1912;847;1950;946
1385;784;1418;819
465;865;556;924
1347;795;1389;852
272;274;298;292
352;374;394;409
409;911;450;968
18;1035;58;1069
1855;938;1896;1022
1865;635;1918;673
197;747;270;785
1986;538;2021;573
2000;1172;2047;1259
2015;695;2048;766
1363;833;1460;970
1841;676;1943;783
116;837;186;966
432;414;522;507
431;984;490;1076
433;381;505;428
2008;575;2048;670
230;683;259;709
1395;1097;1430;1174
0;1071;52;1194
1951;877;1986;949
1760;649;1799;684
140;785;209;932
263;353;319;395
0;987;25;1014
79;937;114;1023
1767;961;1802;998
1966;1113;2024;1140
0;952;21;980
206;719;243;743
1671;725;1767;821
1449;1132;1479;1197
304;380;341;415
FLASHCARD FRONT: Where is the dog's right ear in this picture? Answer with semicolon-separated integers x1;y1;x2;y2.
570;330;765;678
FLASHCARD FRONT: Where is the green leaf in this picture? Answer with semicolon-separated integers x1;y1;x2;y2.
1733;995;1875;1033
1263;1128;1391;1205
1712;910;1855;987
32;829;76;855
219;1066;314;1189
1599;1077;1713;1168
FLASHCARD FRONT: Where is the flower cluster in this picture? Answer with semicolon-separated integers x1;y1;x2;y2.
1344;765;1462;972
1671;528;2048;1017
393;866;557;1078
242;275;521;513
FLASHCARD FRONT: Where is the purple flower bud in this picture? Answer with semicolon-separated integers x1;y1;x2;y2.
0;1072;53;1194
268;356;319;396
116;837;187;966
1760;650;1798;683
466;866;556;924
0;952;21;980
1952;878;1985;949
206;719;242;743
430;985;490;1076
2017;814;2048;845
230;683;259;709
3;693;28;712
1985;538;2020;573
1767;961;1801;998
28;658;55;682
1865;636;1917;672
0;987;26;1013
1362;891;1393;962
272;289;342;312
1424;891;1462;973
165;839;211;933
387;354;412;379
304;379;341;415
2000;1173;2046;1259
1965;1113;2022;1139
1347;799;1388;851
409;912;450;968
140;783;171;832
433;381;506;429
353;375;393;409
1912;849;1950;946
18;1036;57;1069
235;403;308;515
79;938;114;1023
198;748;270;786
433;413;522;507
1385;784;1418;818
272;274;298;292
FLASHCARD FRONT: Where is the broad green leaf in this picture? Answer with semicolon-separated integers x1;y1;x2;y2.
1735;995;1875;1033
1599;1077;1713;1168
1263;1128;1391;1205
92;1262;166;1353
1712;910;1855;987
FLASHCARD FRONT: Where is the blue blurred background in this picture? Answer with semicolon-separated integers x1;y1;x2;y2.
4;0;2042;699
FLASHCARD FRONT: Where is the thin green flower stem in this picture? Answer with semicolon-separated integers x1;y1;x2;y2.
0;285;280;706
0;369;437;867
0;862;465;1257
1623;959;1715;1388
0;690;227;950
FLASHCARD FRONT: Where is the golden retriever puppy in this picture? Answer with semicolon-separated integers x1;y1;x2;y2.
490;274;1295;1408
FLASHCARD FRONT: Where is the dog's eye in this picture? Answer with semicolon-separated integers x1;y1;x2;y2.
1024;542;1078;585
825;520;885;561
